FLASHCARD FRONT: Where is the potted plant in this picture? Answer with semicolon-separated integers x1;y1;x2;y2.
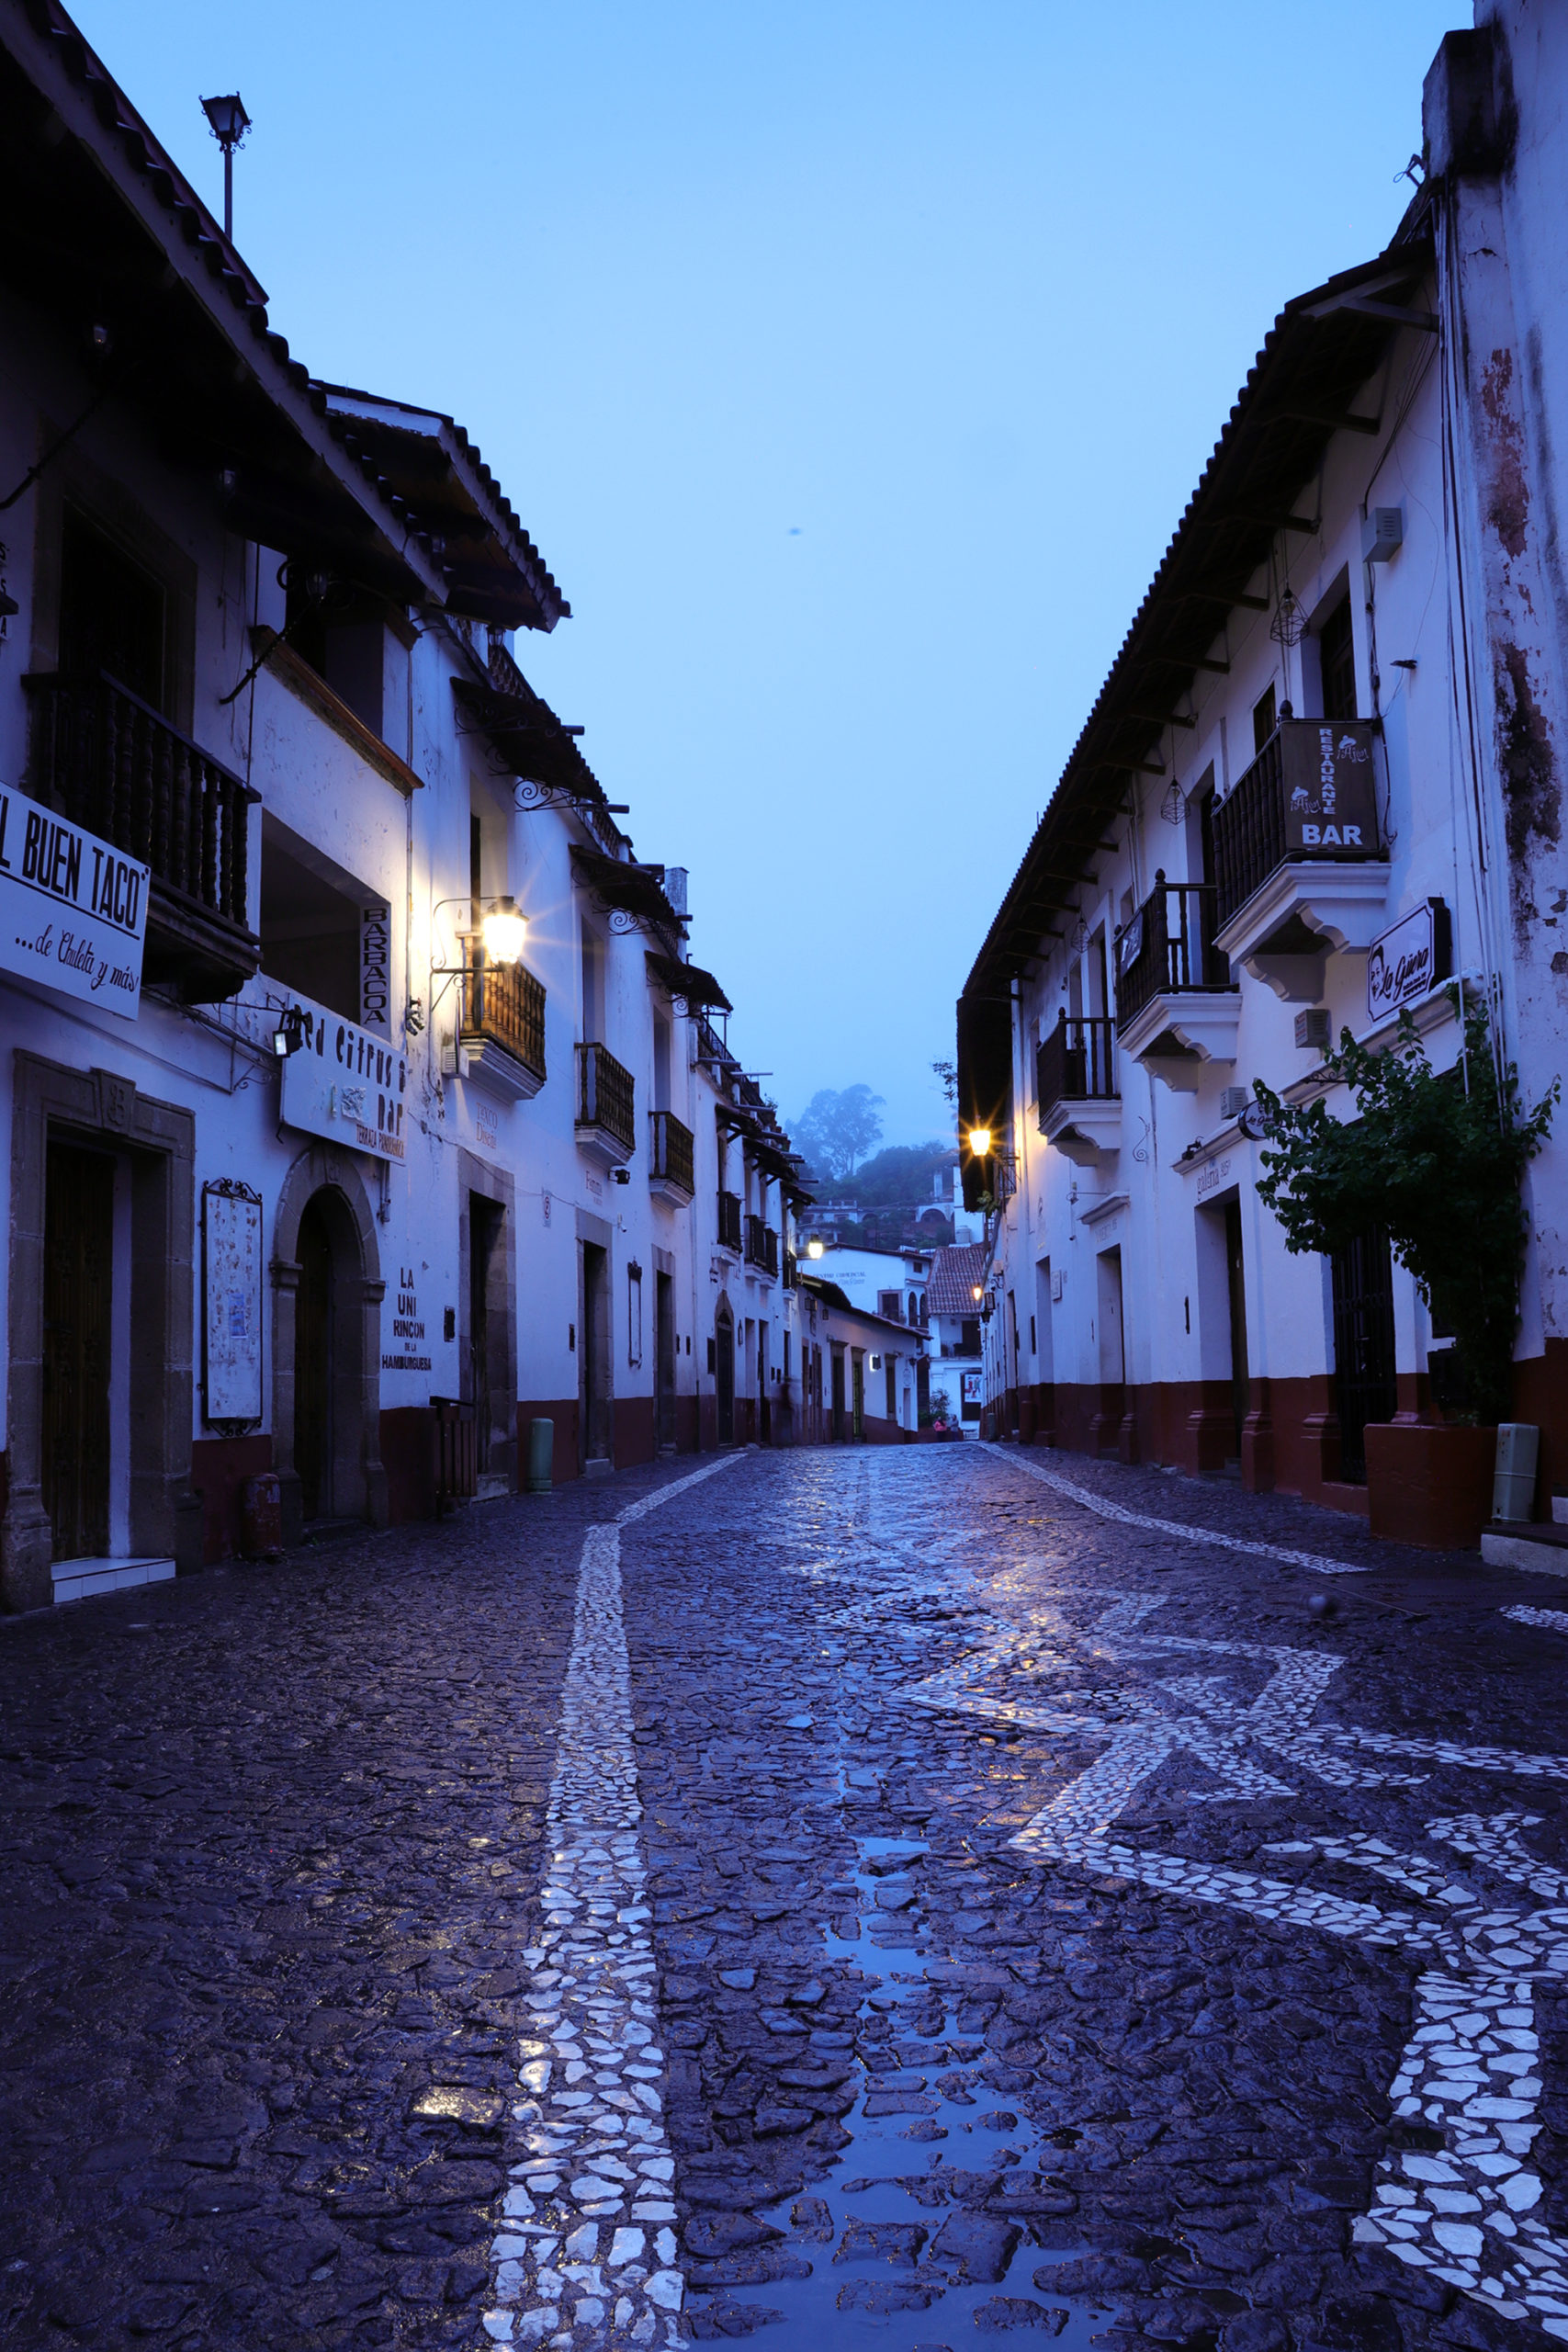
1253;994;1556;1546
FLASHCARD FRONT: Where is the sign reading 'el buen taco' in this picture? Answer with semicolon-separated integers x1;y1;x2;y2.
0;781;149;1017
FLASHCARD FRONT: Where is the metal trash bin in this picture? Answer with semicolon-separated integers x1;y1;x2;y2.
1494;1423;1540;1523
526;1417;554;1495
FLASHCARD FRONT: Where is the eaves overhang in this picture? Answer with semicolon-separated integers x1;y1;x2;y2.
0;0;448;606
959;227;1435;1025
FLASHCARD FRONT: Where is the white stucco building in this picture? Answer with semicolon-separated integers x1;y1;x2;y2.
959;6;1568;1543
0;2;834;1611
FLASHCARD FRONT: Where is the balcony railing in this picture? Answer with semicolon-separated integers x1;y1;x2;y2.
648;1109;695;1196
575;1041;636;1153
717;1190;743;1251
1213;718;1382;930
1114;872;1232;1026
24;668;260;1000
461;956;546;1084
1036;1012;1117;1127
745;1216;779;1276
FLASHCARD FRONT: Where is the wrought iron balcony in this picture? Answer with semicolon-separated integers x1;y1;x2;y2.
1115;876;1231;1024
1211;719;1391;995
575;1040;636;1162
1114;872;1239;1087
648;1109;695;1202
745;1216;779;1277
1213;718;1382;930
1037;1012;1121;1164
24;668;260;1002
717;1190;743;1252
1037;1013;1117;1117
459;956;546;1100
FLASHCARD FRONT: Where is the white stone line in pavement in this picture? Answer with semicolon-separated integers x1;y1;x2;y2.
983;1440;1371;1573
886;1563;1568;2335
1507;1603;1568;1637
481;1456;741;2350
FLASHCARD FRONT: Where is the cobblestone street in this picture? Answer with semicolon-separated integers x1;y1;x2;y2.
5;1443;1568;2352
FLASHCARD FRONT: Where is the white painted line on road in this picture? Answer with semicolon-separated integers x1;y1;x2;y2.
481;1455;744;2348
983;1441;1371;1573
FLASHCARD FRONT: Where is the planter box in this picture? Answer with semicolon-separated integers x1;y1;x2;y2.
1364;1421;1496;1550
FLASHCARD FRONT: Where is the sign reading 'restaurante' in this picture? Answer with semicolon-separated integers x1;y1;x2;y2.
0;781;149;1017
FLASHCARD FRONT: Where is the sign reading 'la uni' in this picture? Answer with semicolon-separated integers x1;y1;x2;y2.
0;781;149;1017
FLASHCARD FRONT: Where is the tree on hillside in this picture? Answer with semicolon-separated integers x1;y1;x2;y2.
851;1141;955;1207
794;1084;886;1182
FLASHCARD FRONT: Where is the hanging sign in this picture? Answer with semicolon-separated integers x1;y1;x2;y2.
0;781;148;1017
202;1180;264;1429
1367;899;1452;1022
279;992;408;1160
1280;720;1379;853
359;897;391;1035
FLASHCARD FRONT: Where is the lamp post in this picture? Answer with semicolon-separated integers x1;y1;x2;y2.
200;93;251;241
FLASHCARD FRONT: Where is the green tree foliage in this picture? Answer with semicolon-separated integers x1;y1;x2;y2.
793;1084;886;1181
1253;997;1556;1425
849;1141;954;1207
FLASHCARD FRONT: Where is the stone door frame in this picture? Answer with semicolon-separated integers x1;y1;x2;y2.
4;1052;196;1613
270;1143;387;1543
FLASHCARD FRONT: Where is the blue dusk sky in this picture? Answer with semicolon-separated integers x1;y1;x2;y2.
72;0;1469;1148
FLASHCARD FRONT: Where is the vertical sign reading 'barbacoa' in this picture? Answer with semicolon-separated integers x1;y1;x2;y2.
0;781;149;1016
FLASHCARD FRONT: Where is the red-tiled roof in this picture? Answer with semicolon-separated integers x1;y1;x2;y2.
926;1243;988;1318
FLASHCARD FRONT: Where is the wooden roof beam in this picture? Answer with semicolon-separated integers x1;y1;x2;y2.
1179;586;1269;612
1266;406;1382;435
1127;709;1197;729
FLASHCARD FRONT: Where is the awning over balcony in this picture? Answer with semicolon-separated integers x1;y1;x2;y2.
570;845;682;933
645;952;731;1012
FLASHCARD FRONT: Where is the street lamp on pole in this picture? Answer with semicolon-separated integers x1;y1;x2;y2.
200;93;251;241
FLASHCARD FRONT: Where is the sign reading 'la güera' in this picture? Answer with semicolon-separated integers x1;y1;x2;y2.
1367;898;1452;1022
0;781;149;1017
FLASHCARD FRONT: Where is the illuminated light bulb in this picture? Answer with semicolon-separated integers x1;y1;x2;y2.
481;897;525;966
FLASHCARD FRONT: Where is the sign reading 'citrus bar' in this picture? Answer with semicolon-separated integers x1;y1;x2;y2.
278;991;408;1161
0;781;149;1016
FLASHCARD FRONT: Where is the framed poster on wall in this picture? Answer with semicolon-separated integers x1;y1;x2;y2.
202;1179;263;1431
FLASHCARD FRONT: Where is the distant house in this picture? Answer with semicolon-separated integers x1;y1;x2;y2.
926;1244;987;1428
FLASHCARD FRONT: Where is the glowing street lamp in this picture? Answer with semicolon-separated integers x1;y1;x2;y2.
479;895;525;967
967;1126;992;1156
807;1238;825;1260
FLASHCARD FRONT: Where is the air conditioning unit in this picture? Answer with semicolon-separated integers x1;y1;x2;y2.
1220;1085;1250;1121
1362;505;1404;563
1294;1007;1332;1051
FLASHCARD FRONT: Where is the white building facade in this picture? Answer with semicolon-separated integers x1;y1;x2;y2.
0;2;824;1611
959;6;1568;1538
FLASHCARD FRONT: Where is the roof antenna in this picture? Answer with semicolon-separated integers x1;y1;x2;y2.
200;94;252;241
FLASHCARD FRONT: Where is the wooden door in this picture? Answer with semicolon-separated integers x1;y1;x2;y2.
1224;1201;1248;1454
295;1197;333;1520
715;1305;735;1445
655;1272;675;1451
1331;1228;1397;1484
42;1142;115;1559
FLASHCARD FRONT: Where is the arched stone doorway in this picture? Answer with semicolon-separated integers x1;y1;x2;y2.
715;1294;735;1446
272;1146;387;1544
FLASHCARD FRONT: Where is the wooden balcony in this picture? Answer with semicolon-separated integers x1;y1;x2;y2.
745;1216;780;1277
458;956;546;1102
1114;872;1239;1089
1036;1012;1121;1165
1213;718;1390;999
648;1109;695;1204
24;669;260;1002
575;1041;636;1164
717;1190;743;1252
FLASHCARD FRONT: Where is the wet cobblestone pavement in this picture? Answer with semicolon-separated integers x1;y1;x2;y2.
4;1442;1568;2352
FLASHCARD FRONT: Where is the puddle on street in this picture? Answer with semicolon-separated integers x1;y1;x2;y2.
686;1832;1119;2348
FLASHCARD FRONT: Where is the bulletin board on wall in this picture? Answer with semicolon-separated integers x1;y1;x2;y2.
202;1178;264;1432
